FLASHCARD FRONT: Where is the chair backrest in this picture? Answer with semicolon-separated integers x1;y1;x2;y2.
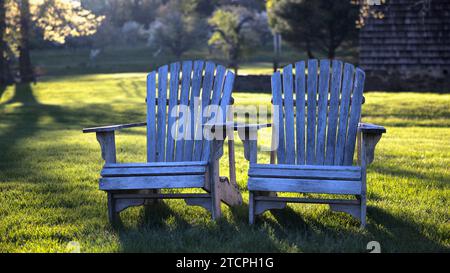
271;59;365;166
146;60;234;162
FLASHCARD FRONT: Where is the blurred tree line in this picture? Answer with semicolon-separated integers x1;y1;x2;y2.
0;0;104;84
0;0;381;85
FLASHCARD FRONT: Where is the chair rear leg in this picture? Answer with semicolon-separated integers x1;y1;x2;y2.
249;191;255;224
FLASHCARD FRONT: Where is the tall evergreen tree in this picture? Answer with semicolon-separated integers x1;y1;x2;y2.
0;0;12;85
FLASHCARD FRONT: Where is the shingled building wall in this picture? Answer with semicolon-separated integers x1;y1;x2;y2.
359;0;450;92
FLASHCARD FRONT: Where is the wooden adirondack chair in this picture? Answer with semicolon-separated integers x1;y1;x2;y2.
241;59;386;227
83;60;242;223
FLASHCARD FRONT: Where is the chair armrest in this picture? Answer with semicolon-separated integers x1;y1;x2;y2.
234;123;270;163
358;123;386;165
358;122;386;135
82;122;146;133
83;122;146;163
204;122;270;163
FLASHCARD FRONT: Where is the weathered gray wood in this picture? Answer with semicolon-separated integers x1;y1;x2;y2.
365;134;382;165
306;59;318;164
157;65;168;162
283;64;295;164
236;125;260;164
248;168;361;180
166;62;180;162
207;122;270;133
357;124;385;166
114;193;210;199
250;140;258;164
96;131;116;163
219;71;235;120
316;60;330;165
335;63;354;165
99;175;205;190
201;65;226;162
175;61;193;162
344;68;365;165
115;198;145;213
254;196;360;205
184;60;204;161
101;166;207;177
195;62;216;161
104;161;207;168
251;163;360;171
359;131;368;228
358;122;386;134
295;61;306;164
210;65;226;106
227;139;238;191
107;193;118;224
218;176;242;206
270;96;365;107
248;177;361;195
254;200;287;215
272;72;285;164
210;140;222;219
329;203;361;220
325;60;343;165
83;122;146;133
249;191;255;224
147;71;157;162
185;197;212;213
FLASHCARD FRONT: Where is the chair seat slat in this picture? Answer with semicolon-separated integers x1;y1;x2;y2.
101;166;207;177
99;175;206;190
248;177;361;195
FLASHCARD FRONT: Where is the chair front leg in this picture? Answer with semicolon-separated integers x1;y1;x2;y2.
96;132;119;224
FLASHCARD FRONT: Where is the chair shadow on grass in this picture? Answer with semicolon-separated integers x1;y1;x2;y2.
255;202;448;252
116;201;285;253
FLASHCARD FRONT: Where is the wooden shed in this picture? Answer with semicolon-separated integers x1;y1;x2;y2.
359;0;450;92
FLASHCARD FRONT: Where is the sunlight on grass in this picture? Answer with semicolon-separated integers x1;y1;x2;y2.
0;74;449;252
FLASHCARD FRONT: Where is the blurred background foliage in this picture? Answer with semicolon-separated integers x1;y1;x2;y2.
0;0;383;83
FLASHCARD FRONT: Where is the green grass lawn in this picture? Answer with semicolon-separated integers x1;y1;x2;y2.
0;73;449;252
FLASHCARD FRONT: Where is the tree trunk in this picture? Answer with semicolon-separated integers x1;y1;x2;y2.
229;46;239;76
306;39;315;59
0;0;12;85
19;0;34;83
328;47;335;59
273;33;281;72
